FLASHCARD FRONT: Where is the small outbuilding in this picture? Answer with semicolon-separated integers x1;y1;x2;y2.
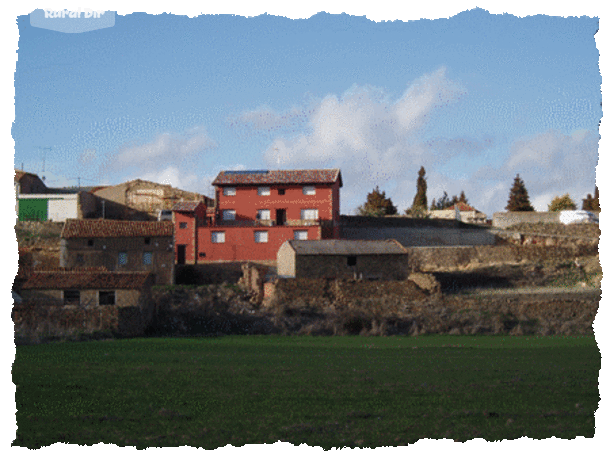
17;270;155;336
277;239;409;280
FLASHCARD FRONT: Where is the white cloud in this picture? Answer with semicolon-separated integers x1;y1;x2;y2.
503;129;598;211
228;105;307;132
255;67;469;212
112;125;217;171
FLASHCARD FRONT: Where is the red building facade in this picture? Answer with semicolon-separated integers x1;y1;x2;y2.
173;169;342;263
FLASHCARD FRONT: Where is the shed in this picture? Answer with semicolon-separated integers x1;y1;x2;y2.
277;239;409;280
18;270;155;336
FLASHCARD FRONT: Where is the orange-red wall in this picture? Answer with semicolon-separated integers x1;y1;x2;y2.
195;225;322;262
174;181;341;262
217;184;338;223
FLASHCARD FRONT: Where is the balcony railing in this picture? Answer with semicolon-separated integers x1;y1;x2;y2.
214;218;326;227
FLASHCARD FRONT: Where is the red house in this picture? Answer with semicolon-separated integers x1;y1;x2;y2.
173;169;342;263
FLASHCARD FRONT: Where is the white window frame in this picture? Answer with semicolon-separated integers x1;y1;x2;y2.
303;186;316;195
258;186;271;196
293;230;308;241
222;209;236;221
301;209;319;220
256;209;271;220
211;231;225;243
223;187;236;196
254;231;268;243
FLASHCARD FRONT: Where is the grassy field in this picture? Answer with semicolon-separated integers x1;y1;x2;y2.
13;335;600;448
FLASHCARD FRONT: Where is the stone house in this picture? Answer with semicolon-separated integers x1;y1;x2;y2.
277;239;409;280
18;269;155;336
59;219;175;285
14;169;48;195
429;202;487;225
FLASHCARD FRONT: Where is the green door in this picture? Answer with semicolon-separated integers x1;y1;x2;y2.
18;198;48;221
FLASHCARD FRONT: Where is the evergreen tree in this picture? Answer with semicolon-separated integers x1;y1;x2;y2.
409;166;428;216
356;186;398;217
582;186;600;211
548;193;577;212
505;174;534;212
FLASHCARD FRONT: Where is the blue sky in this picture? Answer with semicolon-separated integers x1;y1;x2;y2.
10;4;603;218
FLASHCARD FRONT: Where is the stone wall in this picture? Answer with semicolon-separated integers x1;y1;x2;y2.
11;301;152;336
493;212;559;228
406;244;599;272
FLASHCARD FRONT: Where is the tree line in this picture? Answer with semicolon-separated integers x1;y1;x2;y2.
357;167;600;217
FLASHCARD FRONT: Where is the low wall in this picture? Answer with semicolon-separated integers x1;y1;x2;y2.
12;302;150;339
493;211;603;229
406;244;599;272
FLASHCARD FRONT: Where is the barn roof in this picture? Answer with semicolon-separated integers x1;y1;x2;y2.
212;169;342;187
61;219;173;239
21;271;153;290
286;239;407;256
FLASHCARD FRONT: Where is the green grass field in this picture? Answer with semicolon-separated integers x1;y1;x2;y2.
13;335;600;448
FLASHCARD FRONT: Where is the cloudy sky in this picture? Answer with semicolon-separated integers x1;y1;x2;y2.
10;3;603;218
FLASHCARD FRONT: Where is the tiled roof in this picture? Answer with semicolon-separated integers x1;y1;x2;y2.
212;169;342;187
61;219;173;239
22;271;153;290
172;201;204;212
448;202;481;213
287;239;407;255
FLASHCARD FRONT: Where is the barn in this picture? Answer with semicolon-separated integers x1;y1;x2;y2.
277;239;409;280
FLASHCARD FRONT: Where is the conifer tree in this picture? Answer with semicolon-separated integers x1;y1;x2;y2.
408;167;428;217
505;174;534;212
582;186;600;211
357;186;398;216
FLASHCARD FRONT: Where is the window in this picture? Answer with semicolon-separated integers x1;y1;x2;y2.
144;237;151;245
63;290;80;306
222;210;236;221
76;254;84;264
256;209;271;220
87;239;94;247
258;186;270;196
278;189;286;195
347;256;357;267
99;291;116;306
179;222;187;229
199;252;206;258
301;209;319;220
293;230;308;241
211;232;225;243
303;186;316;195
118;252;128;266
254;231;268;243
223;187;236;196
143;251;152;266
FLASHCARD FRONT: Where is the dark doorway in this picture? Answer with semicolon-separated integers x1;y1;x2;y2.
177;244;186;265
276;209;286;226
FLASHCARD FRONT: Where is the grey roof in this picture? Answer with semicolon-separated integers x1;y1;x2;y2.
287;239;407;256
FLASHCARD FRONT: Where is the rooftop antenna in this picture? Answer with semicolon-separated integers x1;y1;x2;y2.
35;146;52;182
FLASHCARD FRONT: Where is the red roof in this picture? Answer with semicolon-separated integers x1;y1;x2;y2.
212;169;342;187
22;271;153;290
61;219;173;239
172;201;205;212
448;202;479;212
